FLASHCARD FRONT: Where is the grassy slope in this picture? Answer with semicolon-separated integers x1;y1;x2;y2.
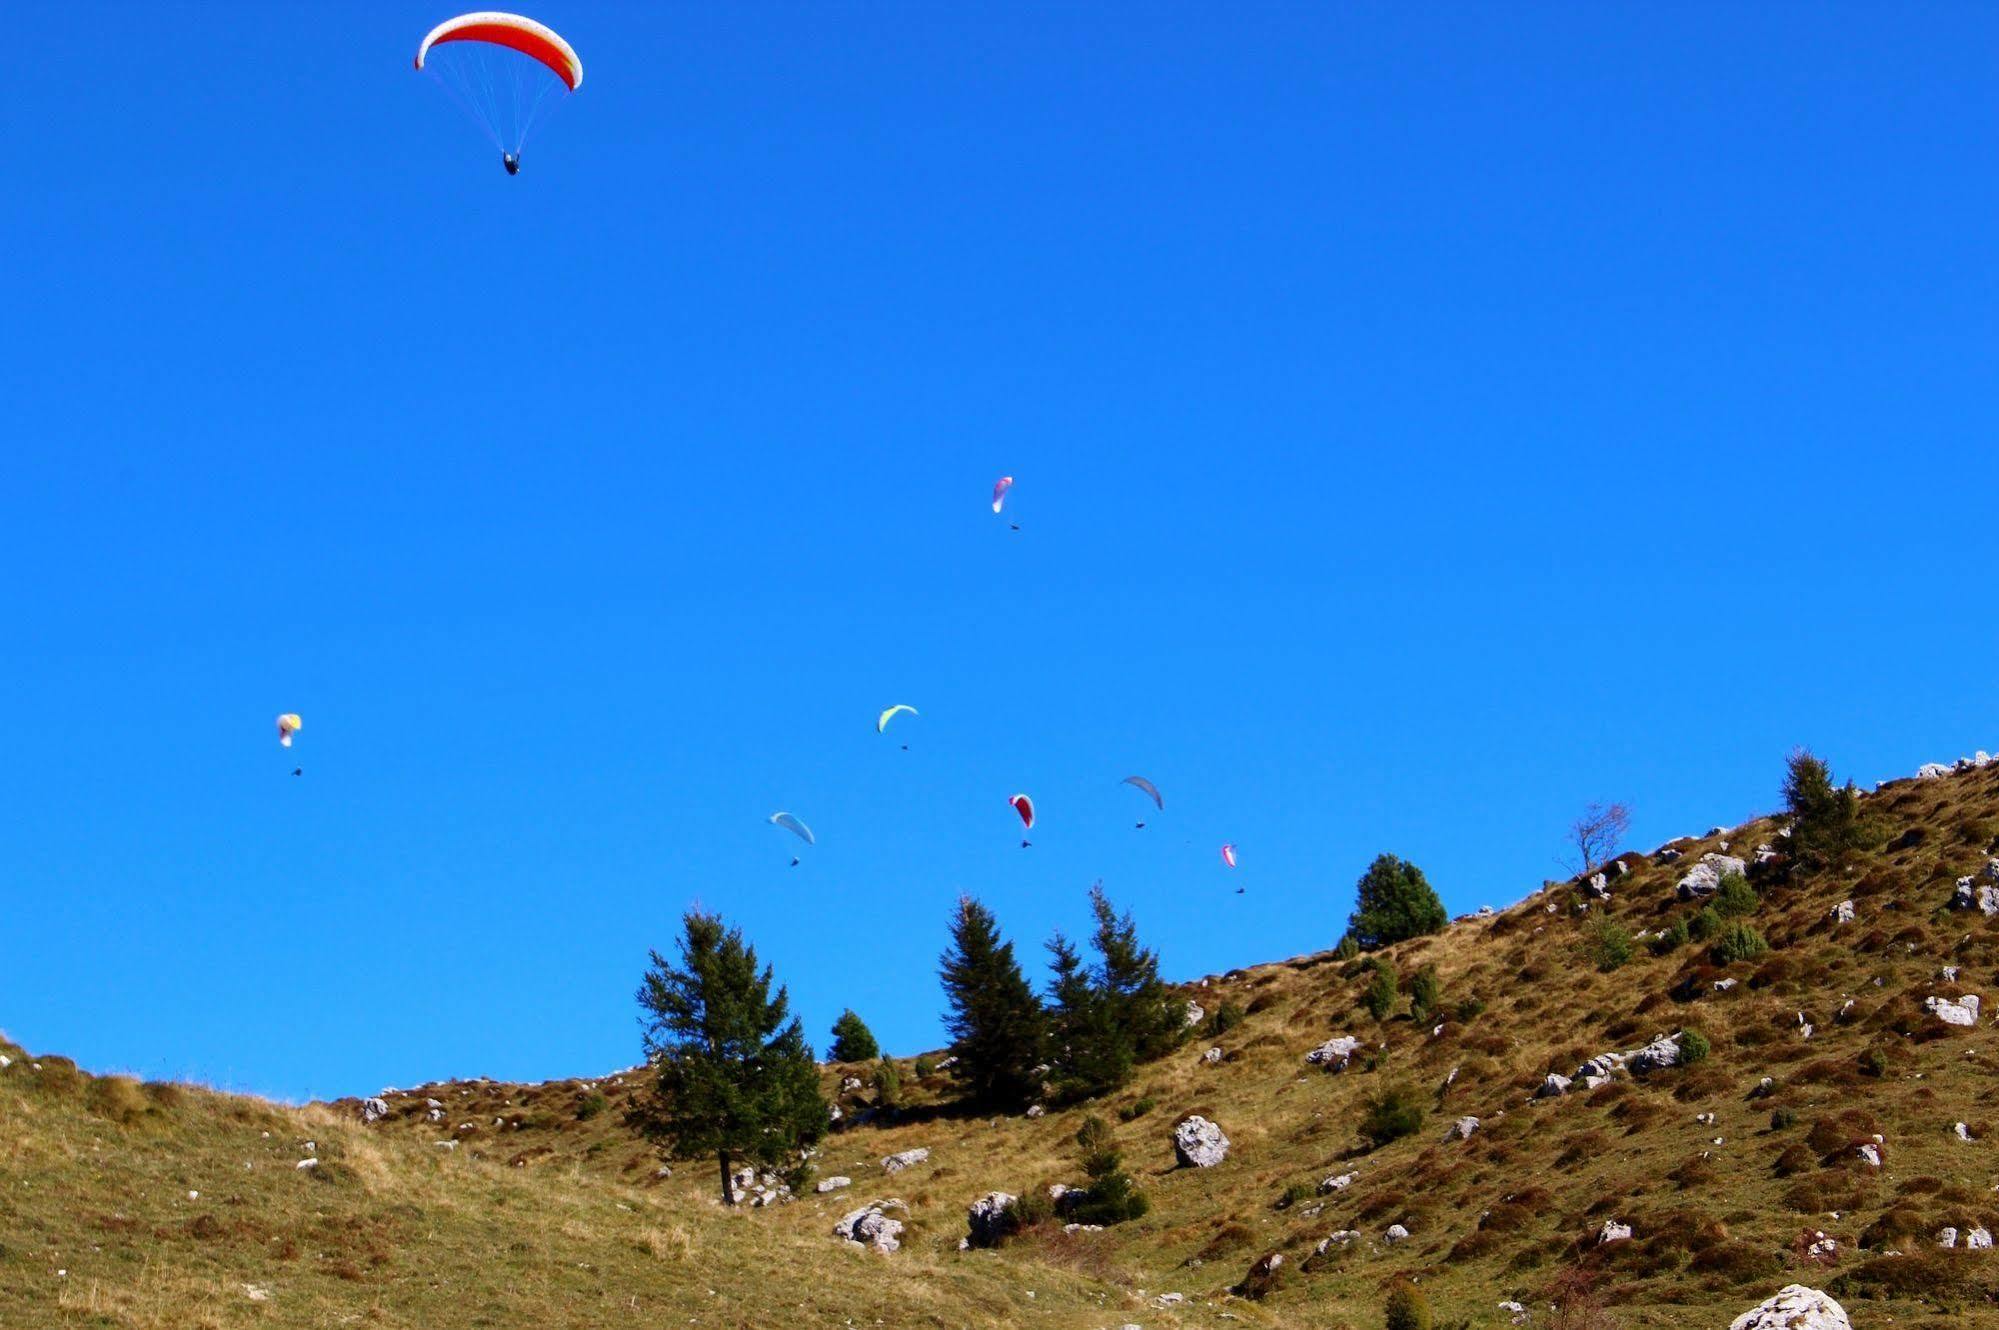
9;762;1999;1327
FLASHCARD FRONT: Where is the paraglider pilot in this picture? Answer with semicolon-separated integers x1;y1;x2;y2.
503;152;520;175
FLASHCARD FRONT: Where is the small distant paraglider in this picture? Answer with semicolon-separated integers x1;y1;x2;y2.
276;714;302;747
1009;793;1035;848
1122;775;1163;828
991;476;1019;529
877;704;918;749
1220;843;1238;869
769;811;815;867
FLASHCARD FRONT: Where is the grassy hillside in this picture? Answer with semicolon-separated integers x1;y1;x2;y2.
9;757;1999;1327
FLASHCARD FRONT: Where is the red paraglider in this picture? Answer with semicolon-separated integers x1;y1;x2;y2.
1009;793;1035;848
1220;843;1238;869
415;13;582;173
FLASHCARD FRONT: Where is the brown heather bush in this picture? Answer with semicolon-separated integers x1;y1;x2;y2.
82;1075;152;1125
1772;1144;1814;1177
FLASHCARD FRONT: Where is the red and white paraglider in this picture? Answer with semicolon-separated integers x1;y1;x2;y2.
1009;793;1035;848
1220;843;1238;869
416;12;583;174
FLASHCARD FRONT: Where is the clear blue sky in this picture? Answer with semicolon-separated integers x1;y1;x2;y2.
5;4;1996;1102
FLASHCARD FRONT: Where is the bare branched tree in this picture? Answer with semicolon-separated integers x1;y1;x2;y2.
1566;801;1632;877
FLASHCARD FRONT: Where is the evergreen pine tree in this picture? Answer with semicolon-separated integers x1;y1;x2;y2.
1066;1114;1150;1225
1784;748;1875;873
1046;930;1130;1101
1088;884;1184;1064
828;1009;879;1063
628;911;827;1205
1345;854;1447;949
939;896;1047;1111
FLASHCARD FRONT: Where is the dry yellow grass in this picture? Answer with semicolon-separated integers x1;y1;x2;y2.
9;761;1999;1326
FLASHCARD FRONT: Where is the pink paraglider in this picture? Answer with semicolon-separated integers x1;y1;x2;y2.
1220;843;1238;869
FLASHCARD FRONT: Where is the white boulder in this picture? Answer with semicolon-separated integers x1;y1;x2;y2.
1304;1036;1362;1071
1173;1115;1230;1168
1925;993;1981;1027
1727;1286;1850;1330
834;1202;905;1254
1677;853;1747;899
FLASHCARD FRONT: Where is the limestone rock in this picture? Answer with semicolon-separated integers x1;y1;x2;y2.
1925;993;1981;1027
834;1202;905;1253
1727;1285;1850;1330
1598;1219;1632;1244
881;1148;930;1173
1443;1116;1480;1142
965;1191;1018;1248
816;1176;852;1193
1173;1115;1229;1168
1304;1036;1362;1071
1677;853;1747;900
1625;1032;1686;1073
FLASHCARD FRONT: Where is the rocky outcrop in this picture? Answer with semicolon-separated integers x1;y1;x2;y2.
1443;1116;1479;1142
360;1097;390;1124
833;1201;905;1253
1827;900;1854;924
1184;1000;1205;1027
1535;1072;1573;1099
1727;1285;1850;1330
1626;1032;1687;1072
1952;864;1999;915
1383;1223;1410;1243
1597;1219;1632;1244
1173;1115;1229;1168
1925;993;1981;1027
965;1191;1017;1248
1304;1036;1362;1071
881;1148;930;1173
1677;853;1747;899
815;1176;852;1193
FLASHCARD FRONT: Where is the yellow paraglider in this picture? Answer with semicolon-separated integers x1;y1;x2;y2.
876;704;918;735
276;714;303;748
